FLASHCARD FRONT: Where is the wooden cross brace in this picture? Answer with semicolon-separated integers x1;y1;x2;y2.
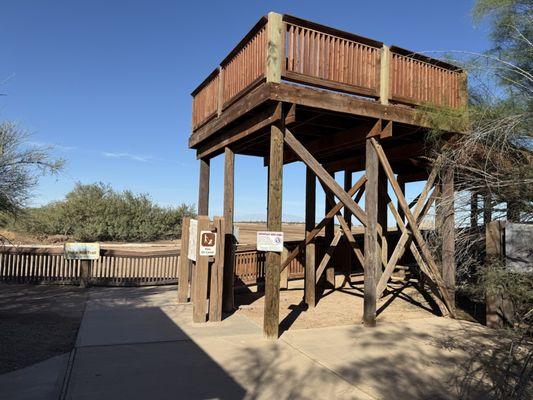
280;175;366;273
370;138;456;317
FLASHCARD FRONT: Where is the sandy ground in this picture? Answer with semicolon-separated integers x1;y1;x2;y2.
0;284;87;373
235;274;440;331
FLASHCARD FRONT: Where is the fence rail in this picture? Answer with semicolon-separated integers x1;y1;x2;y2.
0;243;309;287
191;13;466;131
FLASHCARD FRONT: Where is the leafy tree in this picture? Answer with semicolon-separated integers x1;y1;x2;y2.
423;1;532;398
0;122;63;224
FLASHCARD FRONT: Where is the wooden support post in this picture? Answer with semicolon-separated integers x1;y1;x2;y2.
266;12;283;83
222;147;235;312
280;248;288;290
507;200;520;222
377;166;388;279
264;123;283;339
397;176;405;230
379;45;390;105
80;260;91;288
441;166;456;311
193;216;210;323
209;217;225;322
198;158;210;216
305;167;316;308
325;171;336;289
483;191;492;225
343;170;352;282
470;192;479;228
364;139;379;327
178;217;191;303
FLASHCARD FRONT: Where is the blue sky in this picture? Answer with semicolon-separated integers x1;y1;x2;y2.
1;1;490;221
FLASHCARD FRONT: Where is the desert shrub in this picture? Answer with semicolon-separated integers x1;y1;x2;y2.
7;183;196;242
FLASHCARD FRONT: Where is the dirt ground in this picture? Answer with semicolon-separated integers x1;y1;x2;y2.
235;274;443;332
1;222;309;249
0;284;87;373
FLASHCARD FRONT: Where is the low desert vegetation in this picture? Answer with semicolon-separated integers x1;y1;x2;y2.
5;183;196;242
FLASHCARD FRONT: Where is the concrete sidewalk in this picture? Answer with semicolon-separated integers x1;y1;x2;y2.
57;285;503;399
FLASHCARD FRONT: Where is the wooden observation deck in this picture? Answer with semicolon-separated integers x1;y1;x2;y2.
187;12;466;338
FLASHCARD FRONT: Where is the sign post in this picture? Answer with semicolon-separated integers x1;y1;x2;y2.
64;242;100;288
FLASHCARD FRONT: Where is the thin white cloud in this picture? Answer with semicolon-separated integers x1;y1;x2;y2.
27;141;77;152
101;152;153;162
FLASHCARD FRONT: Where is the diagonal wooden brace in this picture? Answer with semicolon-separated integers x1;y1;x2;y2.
284;128;367;226
376;171;439;297
319;180;366;268
280;175;366;273
315;230;343;284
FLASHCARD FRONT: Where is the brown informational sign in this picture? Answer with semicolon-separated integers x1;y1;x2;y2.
199;231;217;256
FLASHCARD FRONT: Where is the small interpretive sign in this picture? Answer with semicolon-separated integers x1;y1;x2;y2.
64;243;100;260
188;219;198;261
257;231;284;252
199;231;217;256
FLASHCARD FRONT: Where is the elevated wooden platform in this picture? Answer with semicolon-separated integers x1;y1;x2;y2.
186;12;465;339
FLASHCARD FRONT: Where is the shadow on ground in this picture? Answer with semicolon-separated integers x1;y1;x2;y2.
0;284;87;374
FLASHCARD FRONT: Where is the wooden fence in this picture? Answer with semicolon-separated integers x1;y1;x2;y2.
191;13;466;131
0;243;310;287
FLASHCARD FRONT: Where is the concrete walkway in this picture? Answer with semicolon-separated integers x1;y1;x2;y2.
56;286;503;399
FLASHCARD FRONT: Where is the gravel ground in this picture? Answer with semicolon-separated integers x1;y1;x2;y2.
0;284;87;374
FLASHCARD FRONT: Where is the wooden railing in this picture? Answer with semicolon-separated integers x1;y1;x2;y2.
389;47;465;108
0;243;306;287
221;19;267;107
283;15;381;98
0;246;180;286
191;13;467;131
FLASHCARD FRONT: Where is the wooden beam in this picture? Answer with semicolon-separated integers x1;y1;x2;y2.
209;216;225;322
305;167;316;308
177;217;191;303
284;128;367;226
269;83;438;130
198;158;210;215
266;12;283;83
315;230;342;284
189;83;270;148
343;171;353;282
325;171;336;288
222;148;235;312
196;103;282;159
386;190;449;316
364;138;379;327
193;216;210;323
377;166;388;280
377;178;438;297
281;175;367;271
380;46;391;105
397;177;406;230
264;123;283;339
441;165;456;311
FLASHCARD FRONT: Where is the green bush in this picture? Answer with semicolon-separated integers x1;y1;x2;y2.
7;183;196;242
